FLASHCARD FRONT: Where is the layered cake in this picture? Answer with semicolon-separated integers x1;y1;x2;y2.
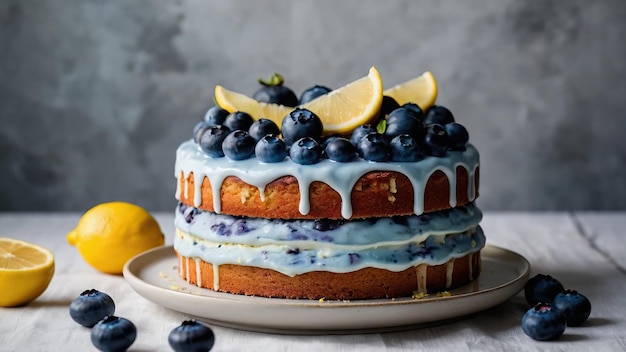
173;68;484;300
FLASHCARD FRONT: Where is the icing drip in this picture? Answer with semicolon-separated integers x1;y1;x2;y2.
445;260;455;288
185;257;190;283
213;265;220;290
195;258;202;287
178;255;183;277
416;264;427;293
174;140;480;219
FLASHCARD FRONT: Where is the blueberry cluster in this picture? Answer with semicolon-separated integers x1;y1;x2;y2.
521;274;592;341
69;289;215;351
194;98;470;165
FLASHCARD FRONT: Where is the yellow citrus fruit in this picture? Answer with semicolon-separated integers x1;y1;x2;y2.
0;237;55;307
300;67;383;134
383;71;438;110
67;202;164;275
215;85;294;127
214;67;383;135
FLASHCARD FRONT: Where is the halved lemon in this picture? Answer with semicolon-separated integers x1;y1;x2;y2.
383;71;438;110
0;237;55;307
301;66;383;134
214;67;383;135
214;85;294;127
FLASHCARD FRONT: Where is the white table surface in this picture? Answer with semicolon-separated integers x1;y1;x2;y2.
1;211;625;352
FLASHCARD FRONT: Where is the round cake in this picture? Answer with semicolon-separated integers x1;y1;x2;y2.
173;68;484;300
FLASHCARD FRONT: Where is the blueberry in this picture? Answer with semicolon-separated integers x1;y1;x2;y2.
253;73;298;107
379;95;400;119
222;130;256;160
289;137;323;165
248;118;280;141
552;290;591;326
299;85;332;104
203;106;230;126
445;122;469;150
423;105;455;125
522;303;566;341
168;320;215;352
401;102;425;121
193;121;211;144
524;274;565;306
350;124;377;146
324;137;356;162
91;316;137;352
421;124;449;157
390;134;422;162
384;107;424;139
357;132;391;162
69;289;116;327
224;111;254;132
255;134;287;163
198;125;231;158
281;108;323;146
313;219;345;231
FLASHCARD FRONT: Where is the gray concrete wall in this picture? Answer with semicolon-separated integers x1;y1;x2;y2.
1;0;625;211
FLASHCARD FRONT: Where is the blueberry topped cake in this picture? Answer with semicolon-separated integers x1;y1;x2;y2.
174;68;483;300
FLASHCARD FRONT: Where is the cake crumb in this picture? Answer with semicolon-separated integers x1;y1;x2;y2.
159;271;168;278
319;298;326;303
412;291;429;299
170;285;181;291
388;195;396;203
389;177;397;193
437;291;451;297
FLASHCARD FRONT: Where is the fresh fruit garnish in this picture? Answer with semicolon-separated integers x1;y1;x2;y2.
198;125;231;158
324;137;356;162
357;132;391;162
383;107;424;140
552;289;592;326
253;73;299;107
383;71;438;110
214;85;294;126
424;105;455;125
224;111;254;132
350;124;377;146
390;134;422;162
445;122;469;151
522;303;567;341
222;130;256;161
301;67;383;135
422;124;450;157
69;289;116;327
379;95;400;120
281;108;324;146
524;274;565;306
255;135;287;163
289;137;323;165
91;316;137;352
67;202;164;275
168;320;215;352
299;85;332;105
203;106;229;126
248;118;280;142
0;237;55;307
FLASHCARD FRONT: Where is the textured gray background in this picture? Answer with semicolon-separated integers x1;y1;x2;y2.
1;0;625;212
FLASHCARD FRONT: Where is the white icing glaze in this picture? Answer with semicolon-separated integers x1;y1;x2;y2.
174;140;479;218
195;258;202;287
445;260;455;288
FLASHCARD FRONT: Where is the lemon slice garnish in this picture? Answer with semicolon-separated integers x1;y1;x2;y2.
383;71;438;110
0;237;55;307
214;67;383;135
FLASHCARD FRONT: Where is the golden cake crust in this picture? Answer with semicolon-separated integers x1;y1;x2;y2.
178;166;479;219
176;250;481;300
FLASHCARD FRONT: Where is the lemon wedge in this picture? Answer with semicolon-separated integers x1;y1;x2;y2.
0;237;55;307
67;202;164;275
215;85;294;127
301;67;383;134
383;71;438;110
215;67;383;135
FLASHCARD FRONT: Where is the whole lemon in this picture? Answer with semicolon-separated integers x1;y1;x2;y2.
0;237;55;307
67;202;164;275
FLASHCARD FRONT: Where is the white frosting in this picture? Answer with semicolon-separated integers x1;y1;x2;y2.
174;140;480;219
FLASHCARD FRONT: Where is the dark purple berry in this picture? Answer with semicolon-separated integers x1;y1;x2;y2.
401;102;425;121
193;121;211;144
168;320;215;352
299;85;332;104
384;107;424;139
357;132;391;162
424;105;455;125
255;134;287;163
249;118;279;141
524;274;565;306
379;95;400;119
350;124;377;146
289;137;322;165
222;130;256;160
203;106;230;126
198;125;231;158
324;137;356;162
69;289;116;327
421;124;449;157
390;134;422;162
281;108;323;146
253;73;298;107
445;122;469;150
224;111;254;132
521;303;566;341
91;316;136;352
552;290;591;326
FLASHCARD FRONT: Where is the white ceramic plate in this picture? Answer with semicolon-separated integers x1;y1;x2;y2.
124;245;529;334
